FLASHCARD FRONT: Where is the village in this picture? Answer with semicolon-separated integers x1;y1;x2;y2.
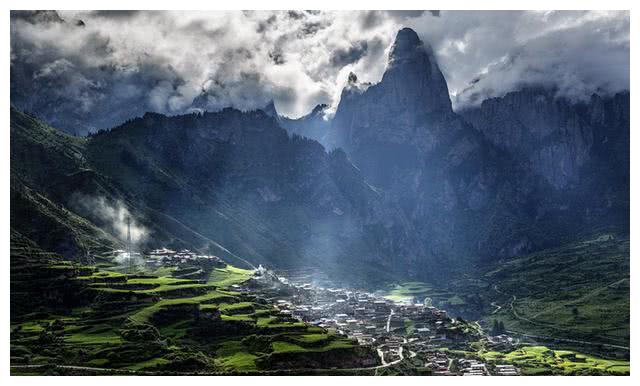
243;266;520;376
114;246;520;376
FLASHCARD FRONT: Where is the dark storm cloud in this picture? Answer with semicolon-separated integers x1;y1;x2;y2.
10;10;629;133
330;41;369;67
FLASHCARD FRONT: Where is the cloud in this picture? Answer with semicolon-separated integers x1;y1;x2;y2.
10;10;629;133
404;10;629;108
71;194;149;247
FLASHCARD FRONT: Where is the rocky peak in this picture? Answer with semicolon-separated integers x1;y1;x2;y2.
380;28;452;115
388;27;425;64
329;28;455;153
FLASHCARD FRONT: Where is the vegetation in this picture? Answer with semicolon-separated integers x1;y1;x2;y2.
10;230;373;375
382;234;629;360
481;234;630;353
480;346;630;375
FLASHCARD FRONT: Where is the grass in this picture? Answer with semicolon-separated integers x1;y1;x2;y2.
272;338;355;354
10;241;371;375
219;301;256;314
272;341;306;353
404;319;415;335
207;266;254;288
290;333;333;345
64;330;123;345
215;340;258;371
89;275;215;295
383;281;432;303
483;234;630;348
125;357;170;371
129;290;237;324
480;346;630;375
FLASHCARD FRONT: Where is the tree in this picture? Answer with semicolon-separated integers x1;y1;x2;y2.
572;307;579;318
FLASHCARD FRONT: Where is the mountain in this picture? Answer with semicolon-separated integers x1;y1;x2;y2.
283;28;629;276
10;27;629;285
461;88;630;190
277;103;332;145
10;106;423;283
324;28;546;268
460;88;630;242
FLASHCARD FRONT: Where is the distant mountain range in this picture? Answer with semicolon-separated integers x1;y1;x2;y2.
10;28;629;284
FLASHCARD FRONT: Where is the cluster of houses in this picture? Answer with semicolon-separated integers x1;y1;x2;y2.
242;266;520;376
493;364;519;376
459;359;489;376
268;284;458;347
144;248;225;269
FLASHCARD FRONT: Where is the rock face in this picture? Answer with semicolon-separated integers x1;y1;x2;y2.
323;28;543;271
10;106;423;281
11;27;629;284
281;28;629;276
330;28;454;156
277;103;331;145
461;88;630;189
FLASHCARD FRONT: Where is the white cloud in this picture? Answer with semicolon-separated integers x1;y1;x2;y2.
405;10;629;108
10;10;629;131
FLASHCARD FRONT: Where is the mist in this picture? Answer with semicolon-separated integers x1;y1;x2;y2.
71;194;148;249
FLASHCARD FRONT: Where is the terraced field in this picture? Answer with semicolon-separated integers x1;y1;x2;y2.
10;236;376;374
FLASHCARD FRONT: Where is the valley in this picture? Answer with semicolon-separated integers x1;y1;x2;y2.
8;15;631;377
10;230;629;376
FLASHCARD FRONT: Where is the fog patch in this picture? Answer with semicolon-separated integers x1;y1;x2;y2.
71;194;149;248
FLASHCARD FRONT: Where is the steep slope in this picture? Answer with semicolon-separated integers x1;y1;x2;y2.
299;28;630;277
10;106;423;281
277;103;332;145
10;109;121;258
86;109;424;275
461;88;630;190
460;88;629;241
325;29;550;271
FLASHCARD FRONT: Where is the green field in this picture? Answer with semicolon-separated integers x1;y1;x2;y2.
10;236;375;375
208;266;254;287
480;346;630;375
383;282;432;302
481;234;630;352
381;234;629;360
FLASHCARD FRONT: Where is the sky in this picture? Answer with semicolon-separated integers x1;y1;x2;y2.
10;10;629;132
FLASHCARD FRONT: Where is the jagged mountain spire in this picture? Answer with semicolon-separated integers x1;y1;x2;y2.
330;28;454;152
388;27;425;63
380;27;452;115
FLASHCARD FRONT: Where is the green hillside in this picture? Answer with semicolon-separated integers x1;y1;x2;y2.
482;234;630;351
381;234;629;359
10;234;376;374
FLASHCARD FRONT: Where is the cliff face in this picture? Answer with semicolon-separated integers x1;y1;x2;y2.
330;28;455;156
279;28;629;275
320;29;540;270
10;106;424;281
461;88;630;189
11;27;629;283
